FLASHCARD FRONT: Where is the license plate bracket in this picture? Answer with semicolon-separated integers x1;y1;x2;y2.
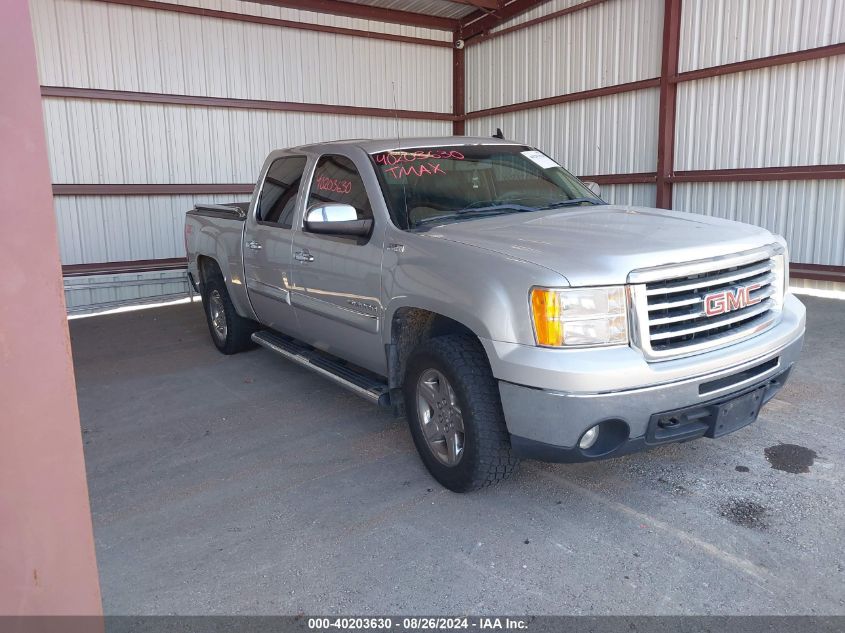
707;387;766;438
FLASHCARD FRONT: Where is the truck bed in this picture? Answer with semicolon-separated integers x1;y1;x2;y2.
187;202;250;220
184;200;252;318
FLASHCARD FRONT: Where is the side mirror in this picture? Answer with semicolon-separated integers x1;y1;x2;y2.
584;181;601;197
304;203;373;237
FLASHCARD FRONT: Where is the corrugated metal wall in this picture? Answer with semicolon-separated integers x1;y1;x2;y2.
674;0;845;270
32;0;451;110
55;194;236;264
673;179;845;267
31;0;452;312
42;99;449;185
64;271;195;312
678;0;845;72
465;0;662;206
675;58;845;171
466;89;660;182
467;0;662;111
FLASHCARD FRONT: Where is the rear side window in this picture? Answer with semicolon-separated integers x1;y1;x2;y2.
257;156;308;228
307;155;373;220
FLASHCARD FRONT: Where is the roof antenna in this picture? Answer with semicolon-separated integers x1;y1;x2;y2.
391;81;402;150
492;127;505;139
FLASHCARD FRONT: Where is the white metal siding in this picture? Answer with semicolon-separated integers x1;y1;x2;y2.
673;1;845;272
674;180;845;267
31;0;451;112
599;184;657;207
64;271;194;313
466;88;660;176
466;0;662;112
675;56;845;171
55;194;240;264
679;0;845;73
790;277;845;293
42;98;450;185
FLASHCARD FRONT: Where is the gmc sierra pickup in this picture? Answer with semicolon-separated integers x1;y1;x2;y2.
185;137;805;492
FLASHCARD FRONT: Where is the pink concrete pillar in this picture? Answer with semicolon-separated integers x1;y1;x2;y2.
0;0;103;616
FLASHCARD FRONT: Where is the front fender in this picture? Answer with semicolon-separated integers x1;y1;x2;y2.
381;231;568;346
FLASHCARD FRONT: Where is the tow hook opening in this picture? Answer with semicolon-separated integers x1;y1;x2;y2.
658;415;682;429
579;419;629;458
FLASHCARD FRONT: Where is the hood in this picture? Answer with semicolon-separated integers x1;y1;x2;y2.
420;205;778;286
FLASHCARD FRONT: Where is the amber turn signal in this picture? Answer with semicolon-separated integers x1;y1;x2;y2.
530;287;563;347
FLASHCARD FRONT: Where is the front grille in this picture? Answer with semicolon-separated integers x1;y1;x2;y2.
631;248;783;360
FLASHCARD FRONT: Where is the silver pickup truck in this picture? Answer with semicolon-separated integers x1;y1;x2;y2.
185;137;805;492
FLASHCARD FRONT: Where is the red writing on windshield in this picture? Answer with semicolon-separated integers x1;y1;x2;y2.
375;150;464;165
384;163;446;179
315;176;352;194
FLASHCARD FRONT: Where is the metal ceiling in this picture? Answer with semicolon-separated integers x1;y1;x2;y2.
343;0;478;20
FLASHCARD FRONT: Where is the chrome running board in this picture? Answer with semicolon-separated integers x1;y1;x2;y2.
251;330;390;406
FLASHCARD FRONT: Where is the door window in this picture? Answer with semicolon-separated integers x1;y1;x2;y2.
257;156;308;228
307;155;373;220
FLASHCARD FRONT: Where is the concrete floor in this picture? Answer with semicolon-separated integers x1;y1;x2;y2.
71;295;845;615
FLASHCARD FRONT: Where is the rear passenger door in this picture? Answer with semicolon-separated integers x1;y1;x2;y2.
242;155;307;336
289;154;386;374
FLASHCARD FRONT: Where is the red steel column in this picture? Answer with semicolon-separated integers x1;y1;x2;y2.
655;0;682;209
453;41;466;135
0;0;102;617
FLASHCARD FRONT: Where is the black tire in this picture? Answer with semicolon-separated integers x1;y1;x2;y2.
202;273;257;355
403;334;519;492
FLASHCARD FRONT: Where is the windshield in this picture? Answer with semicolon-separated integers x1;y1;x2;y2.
369;144;602;230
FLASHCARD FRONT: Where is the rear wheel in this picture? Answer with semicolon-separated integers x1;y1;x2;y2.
403;334;519;492
202;274;256;355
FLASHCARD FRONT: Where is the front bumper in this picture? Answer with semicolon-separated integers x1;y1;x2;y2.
492;294;805;462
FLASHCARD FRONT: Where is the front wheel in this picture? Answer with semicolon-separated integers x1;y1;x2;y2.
403;335;519;492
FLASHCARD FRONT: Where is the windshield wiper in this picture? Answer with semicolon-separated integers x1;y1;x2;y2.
413;204;539;227
540;198;602;209
457;203;538;214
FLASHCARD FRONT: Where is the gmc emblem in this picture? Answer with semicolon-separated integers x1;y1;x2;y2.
704;284;763;317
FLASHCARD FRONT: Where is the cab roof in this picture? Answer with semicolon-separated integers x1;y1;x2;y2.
292;136;528;154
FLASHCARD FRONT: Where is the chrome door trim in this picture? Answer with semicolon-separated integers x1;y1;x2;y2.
246;279;291;305
289;291;379;334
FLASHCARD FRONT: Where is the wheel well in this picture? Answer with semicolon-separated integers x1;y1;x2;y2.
196;255;221;291
388;308;482;391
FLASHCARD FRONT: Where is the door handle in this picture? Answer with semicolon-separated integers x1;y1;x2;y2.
294;250;315;263
246;240;262;250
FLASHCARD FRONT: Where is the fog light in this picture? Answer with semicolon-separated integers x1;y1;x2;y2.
579;425;599;450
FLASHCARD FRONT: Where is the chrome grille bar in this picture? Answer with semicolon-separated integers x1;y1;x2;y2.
650;299;773;341
628;244;785;361
646;273;775;311
649;312;779;356
647;287;776;325
645;262;773;295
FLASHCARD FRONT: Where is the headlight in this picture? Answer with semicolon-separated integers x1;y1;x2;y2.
530;286;629;347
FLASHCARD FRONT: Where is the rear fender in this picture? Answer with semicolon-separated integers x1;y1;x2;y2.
188;218;256;320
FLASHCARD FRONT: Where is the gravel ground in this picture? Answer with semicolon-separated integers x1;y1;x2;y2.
70;294;844;615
